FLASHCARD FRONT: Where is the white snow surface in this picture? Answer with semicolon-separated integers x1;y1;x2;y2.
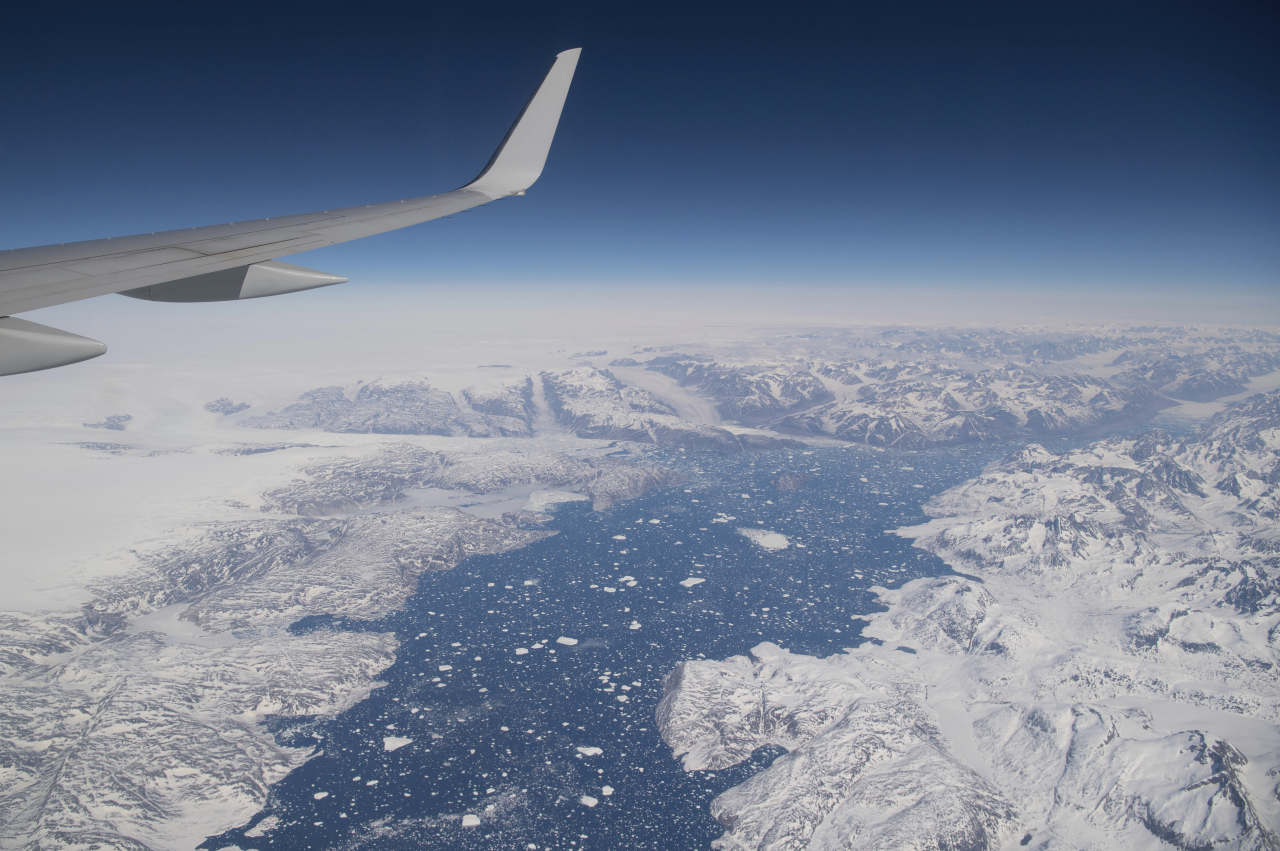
659;391;1280;851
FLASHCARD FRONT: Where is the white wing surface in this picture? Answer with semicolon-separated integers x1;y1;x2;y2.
0;48;581;374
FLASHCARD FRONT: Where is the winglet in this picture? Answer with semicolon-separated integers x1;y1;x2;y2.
464;48;581;196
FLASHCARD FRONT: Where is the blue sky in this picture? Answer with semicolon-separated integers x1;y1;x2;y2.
2;1;1277;304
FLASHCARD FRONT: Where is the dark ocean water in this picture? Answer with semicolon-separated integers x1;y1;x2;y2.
204;442;1017;851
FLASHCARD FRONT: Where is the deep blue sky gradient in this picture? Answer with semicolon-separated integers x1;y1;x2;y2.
2;1;1277;296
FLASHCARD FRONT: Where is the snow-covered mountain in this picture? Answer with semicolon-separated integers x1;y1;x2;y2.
258;443;683;515
0;448;677;848
241;378;535;437
609;327;1280;449
779;367;1161;448
4;322;1278;850
644;357;834;423
658;391;1280;850
541;367;802;452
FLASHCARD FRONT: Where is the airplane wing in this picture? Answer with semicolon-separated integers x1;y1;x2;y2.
0;48;581;376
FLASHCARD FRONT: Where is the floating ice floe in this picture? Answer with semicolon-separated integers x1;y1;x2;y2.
629;621;641;630
679;577;705;588
438;664;452;671
602;786;614;796
383;736;413;751
619;575;635;582
461;814;481;827
580;796;598;807
576;746;603;756
313;792;328;800
612;534;626;540
737;527;790;550
603;587;616;593
556;636;578;646
515;648;529;655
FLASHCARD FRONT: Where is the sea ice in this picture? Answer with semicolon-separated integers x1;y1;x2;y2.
383;737;413;751
461;814;481;827
575;746;603;756
556;636;578;646
679;578;705;588
579;795;598;807
523;490;588;513
737;527;790;550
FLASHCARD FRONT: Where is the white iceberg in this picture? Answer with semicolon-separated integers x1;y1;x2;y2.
737;528;789;550
383;736;413;751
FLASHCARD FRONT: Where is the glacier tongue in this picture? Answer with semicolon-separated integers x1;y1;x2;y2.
659;391;1280;851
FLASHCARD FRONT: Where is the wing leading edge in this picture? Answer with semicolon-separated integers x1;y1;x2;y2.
0;48;581;375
